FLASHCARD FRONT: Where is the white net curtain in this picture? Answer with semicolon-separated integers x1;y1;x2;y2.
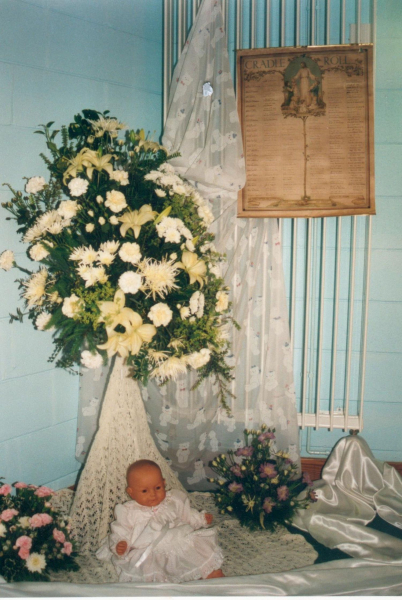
75;0;299;491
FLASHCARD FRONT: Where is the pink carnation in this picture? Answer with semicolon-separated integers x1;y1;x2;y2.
18;546;31;560
15;535;32;549
1;509;18;521
14;482;28;489
0;484;12;496
53;528;66;544
35;486;54;498
30;513;53;528
61;541;73;556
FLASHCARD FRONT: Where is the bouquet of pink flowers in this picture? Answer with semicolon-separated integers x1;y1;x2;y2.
0;479;79;582
209;426;317;531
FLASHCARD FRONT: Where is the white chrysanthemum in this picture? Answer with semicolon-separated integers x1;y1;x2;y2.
180;306;190;319
23;223;44;243
89;117;126;138
118;271;142;294
79;266;107;287
189;291;205;318
58;200;78;219
69;246;86;262
23;269;48;307
25;176;46;194
0;249;15;271
155;189;166;197
105;190;127;213
18;516;31;528
35;312;53;331
100;240;120;254
80;246;98;265
26;552;46;573
68;177;89;197
119;242;142;265
97;250;115;266
187;348;211;369
151;356;188;381
0;522;6;537
158;162;175;174
216;290;229;312
164;228;181;244
159;174;182;187
148;303;173;327
144;170;161;182
81;350;103;369
197;204;214;226
137;257;179;300
29;243;50;261
62;293;84;318
110;170;129;185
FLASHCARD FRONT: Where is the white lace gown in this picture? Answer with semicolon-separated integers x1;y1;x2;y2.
96;489;224;583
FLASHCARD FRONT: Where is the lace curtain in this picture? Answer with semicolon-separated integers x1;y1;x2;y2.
75;0;300;490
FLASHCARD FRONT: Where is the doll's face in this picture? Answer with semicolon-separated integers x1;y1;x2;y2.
126;465;166;507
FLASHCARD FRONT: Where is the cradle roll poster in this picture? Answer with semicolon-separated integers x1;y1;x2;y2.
237;45;375;218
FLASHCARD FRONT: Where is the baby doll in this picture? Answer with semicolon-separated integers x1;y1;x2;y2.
96;459;224;583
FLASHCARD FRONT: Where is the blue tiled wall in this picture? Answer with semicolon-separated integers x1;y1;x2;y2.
0;0;163;489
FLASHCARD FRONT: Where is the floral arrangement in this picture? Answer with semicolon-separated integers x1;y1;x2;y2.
209;425;317;531
0;109;237;406
0;479;79;582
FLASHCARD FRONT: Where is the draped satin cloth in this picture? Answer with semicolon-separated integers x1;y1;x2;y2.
293;434;402;563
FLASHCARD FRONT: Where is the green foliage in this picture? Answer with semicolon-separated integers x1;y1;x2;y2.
209;427;317;531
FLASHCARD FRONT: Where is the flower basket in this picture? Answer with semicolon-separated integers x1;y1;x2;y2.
209;426;317;531
0;480;79;582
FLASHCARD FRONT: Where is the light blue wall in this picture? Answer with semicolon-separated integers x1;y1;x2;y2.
0;0;163;489
298;0;402;460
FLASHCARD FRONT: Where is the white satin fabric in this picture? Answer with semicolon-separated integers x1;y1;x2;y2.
293;434;402;563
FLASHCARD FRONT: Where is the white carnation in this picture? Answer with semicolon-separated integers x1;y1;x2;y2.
86;223;95;233
81;350;103;369
26;552;46;573
62;294;83;318
164;228;181;244
35;312;53;331
25;176;46;194
216;291;229;312
68;177;89;197
172;183;186;195
148;303;173;327
57;200;78;219
110;170;129;185
105;190;127;213
158;162;175;174
0;522;6;537
180;306;190;319
189;291;205;318
18;517;31;528
29;243;50;261
119;271;142;294
109;216;119;225
187;348;211;369
99;217;105;225
155;189;166;197
0;249;15;271
119;242;142;265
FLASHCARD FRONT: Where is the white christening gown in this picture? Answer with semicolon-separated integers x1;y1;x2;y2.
96;489;224;583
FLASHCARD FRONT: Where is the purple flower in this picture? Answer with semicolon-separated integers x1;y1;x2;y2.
228;482;244;493
259;462;278;479
277;485;289;501
230;465;243;478
302;472;313;486
258;432;275;443
262;497;276;514
235;446;254;458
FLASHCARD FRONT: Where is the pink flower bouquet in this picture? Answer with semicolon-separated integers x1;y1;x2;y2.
209;426;317;531
0;478;79;582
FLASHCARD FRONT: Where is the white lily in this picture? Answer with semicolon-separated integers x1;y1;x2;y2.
118;205;157;238
176;251;207;288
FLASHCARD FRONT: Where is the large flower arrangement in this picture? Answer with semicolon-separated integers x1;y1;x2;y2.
0;110;236;406
209;426;317;531
0;479;78;582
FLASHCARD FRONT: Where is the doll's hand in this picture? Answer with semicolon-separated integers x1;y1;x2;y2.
205;513;213;525
116;540;128;556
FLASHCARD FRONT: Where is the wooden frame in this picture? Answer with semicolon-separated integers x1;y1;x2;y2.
237;45;375;218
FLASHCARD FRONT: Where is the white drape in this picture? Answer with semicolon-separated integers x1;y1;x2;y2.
75;0;299;490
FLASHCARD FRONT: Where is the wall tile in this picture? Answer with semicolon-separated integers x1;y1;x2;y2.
375;90;402;145
372;198;402;250
366;301;402;354
369;249;402;302
375;144;402;197
364;351;402;403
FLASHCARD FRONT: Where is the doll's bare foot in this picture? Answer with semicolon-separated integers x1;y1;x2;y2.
206;569;225;579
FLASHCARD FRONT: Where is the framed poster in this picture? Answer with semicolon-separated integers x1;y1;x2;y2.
237;45;375;218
